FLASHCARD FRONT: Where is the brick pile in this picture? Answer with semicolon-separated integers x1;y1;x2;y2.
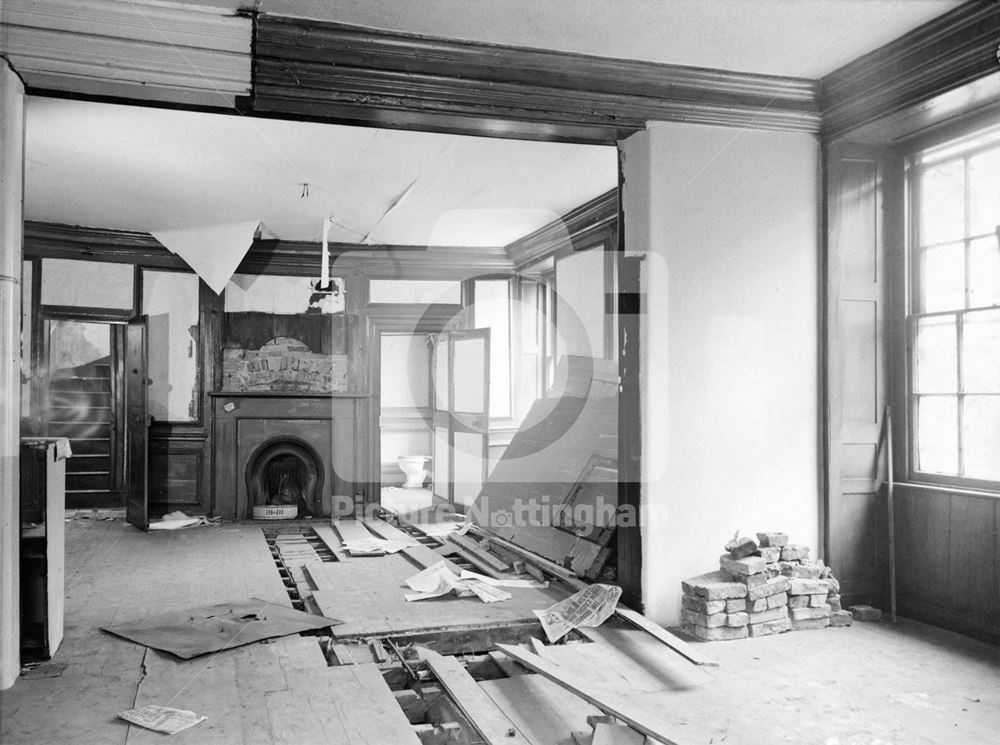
681;532;853;641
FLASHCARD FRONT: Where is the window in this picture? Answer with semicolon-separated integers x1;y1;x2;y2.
908;129;1000;485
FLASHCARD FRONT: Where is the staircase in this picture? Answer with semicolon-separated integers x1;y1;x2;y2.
46;362;118;508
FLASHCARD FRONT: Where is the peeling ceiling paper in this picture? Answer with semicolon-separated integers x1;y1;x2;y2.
151;221;260;294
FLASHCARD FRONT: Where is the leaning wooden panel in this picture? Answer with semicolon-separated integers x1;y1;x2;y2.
495;644;707;745
423;651;532;745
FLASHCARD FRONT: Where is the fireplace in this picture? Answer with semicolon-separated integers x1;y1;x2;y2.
246;437;323;515
211;393;366;519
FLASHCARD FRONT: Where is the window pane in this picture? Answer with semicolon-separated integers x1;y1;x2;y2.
969;236;1000;308
968;147;1000;237
917;395;958;475
962;309;1000;393
915;315;957;393
962;396;1000;481
919;159;965;246
473;279;511;418
921;243;965;312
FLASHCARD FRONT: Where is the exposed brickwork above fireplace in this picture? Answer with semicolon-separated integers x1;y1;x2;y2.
221;336;348;393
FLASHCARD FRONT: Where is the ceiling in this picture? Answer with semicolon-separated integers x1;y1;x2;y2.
25;97;618;246
191;0;963;79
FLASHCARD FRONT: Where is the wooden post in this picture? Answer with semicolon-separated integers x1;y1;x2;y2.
886;406;897;623
0;60;25;690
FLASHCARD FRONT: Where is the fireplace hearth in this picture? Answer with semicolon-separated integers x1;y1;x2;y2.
211;392;366;520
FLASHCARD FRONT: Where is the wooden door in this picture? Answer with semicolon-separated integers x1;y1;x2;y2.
432;329;490;509
124;318;150;530
825;141;890;607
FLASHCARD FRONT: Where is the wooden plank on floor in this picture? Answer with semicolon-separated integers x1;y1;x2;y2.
312;524;348;559
289;663;422;745
332;519;376;543
423;650;532;745
495;644;707;745
303;560;338;591
613;607;717;667
480;674;603;745
364;517;464;574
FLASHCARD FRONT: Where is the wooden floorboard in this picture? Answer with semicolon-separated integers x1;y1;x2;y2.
479;674;603;745
1;519;331;745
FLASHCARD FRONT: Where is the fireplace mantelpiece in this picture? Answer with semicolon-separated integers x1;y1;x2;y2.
210;392;367;519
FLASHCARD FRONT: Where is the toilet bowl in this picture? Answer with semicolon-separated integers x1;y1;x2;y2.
397;455;429;488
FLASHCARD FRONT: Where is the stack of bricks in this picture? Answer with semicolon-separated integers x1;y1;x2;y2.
681;532;853;641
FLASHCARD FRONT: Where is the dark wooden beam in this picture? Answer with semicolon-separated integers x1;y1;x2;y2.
23;222;512;279
251;16;821;144
820;1;1000;141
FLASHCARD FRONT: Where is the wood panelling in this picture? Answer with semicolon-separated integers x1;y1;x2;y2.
820;1;1000;139
148;439;205;512
895;484;999;643
1;0;251;108
825;143;888;607
251;17;820;144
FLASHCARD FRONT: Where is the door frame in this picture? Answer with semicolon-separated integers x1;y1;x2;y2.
366;305;464;509
36;311;129;507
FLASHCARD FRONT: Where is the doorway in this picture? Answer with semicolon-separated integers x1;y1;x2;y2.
41;317;124;508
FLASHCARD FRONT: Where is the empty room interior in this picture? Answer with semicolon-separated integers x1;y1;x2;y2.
1;1;999;744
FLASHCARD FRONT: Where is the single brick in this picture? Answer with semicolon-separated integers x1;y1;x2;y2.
757;546;781;564
789;578;830;596
782;562;824;580
791;606;831;621
791;617;831;631
748;617;792;637
681;571;748;600
767;592;789;609
827;576;841;594
725;535;759;559
746;576;791;601
848;604;883;622
788;595;810;608
682;595;726;615
756;532;789;548
719;554;767;577
764;564;781;579
742;573;767;588
726;612;749;628
747;606;789;624
830;610;854;628
827;595;843;613
688;624;749;642
748;597;768;613
781;544;810;561
808;593;828;608
725;598;747;613
681;609;728;628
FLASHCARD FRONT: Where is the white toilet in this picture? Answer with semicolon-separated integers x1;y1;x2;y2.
397;455;429;488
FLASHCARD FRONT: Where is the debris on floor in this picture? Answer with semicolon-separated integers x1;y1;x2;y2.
405;561;513;603
148;511;220;530
101;598;341;658
533;583;621;642
117;705;206;735
681;530;853;640
849;604;884;622
341;536;419;556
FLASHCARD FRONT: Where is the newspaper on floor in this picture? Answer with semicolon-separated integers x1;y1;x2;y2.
341;536;420;556
533;583;622;642
117;705;206;735
404;561;514;603
148;511;221;531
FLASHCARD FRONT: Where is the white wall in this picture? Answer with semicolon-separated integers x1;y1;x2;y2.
622;122;820;626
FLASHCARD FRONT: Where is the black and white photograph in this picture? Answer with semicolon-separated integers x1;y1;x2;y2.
0;1;998;743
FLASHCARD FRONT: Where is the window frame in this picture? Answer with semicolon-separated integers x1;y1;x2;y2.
903;123;1000;491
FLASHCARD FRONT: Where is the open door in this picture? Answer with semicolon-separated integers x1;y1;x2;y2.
432;329;490;510
124;318;149;530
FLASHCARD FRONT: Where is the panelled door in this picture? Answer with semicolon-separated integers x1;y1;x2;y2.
432;329;490;510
